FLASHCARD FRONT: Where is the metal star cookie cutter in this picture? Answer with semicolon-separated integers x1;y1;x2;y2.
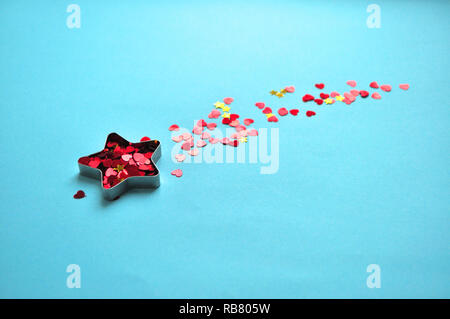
78;133;161;200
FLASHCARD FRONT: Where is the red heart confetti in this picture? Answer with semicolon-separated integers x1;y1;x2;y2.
268;115;278;122
320;93;329;99
262;107;272;114
73;190;85;199
315;83;325;89
290;109;299;116
140;136;151;142
255;102;265;109
243;118;254;126
360;90;369;98
370;81;379;89
314;99;323;105
302;94;315;102
306;110;316;117
168;124;180;131
222;118;231;125
380;84;392;92
278;107;289;116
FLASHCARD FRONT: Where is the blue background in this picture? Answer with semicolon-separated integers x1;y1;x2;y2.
0;0;448;298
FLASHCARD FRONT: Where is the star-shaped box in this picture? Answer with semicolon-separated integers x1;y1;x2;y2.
78;133;161;200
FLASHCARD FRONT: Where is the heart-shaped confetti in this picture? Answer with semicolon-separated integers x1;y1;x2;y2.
314;99;323;105
243;118;254;126
73;190;85;199
344;92;356;102
290;109;299;116
235;125;246;132
182;132;192;140
222;118;231;125
306;110;316;117
315;83;325;89
175;154;186;162
197;140;207;148
229;120;240;127
121;154;132;162
262;107;272;114
197;119;207;127
360;90;369;98
228;140;239;147
206;122;217;130
255;102;265;109
285;86;295;93
268;115;278;122
346;80;357;87
343;98;352;105
278;107;289;116
169;124;180;131
330;91;340;98
201;131;211;140
208;109;221;119
372;92;381;99
229;114;240;121
223;97;234;105
380;84;392;92
105;168;117;177
221;138;230;145
171;169;183;177
370;81;379;89
208;137;219;144
302;94;314;102
181;142;192;151
248;129;258;136
320;93;329;99
350;89;360;97
171;135;183;143
140;136;151;142
192;126;203;135
399;83;409;90
188;148;199;156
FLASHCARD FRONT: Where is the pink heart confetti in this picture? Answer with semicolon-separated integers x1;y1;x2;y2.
192;126;203;135
181;142;192;151
175;154;186;162
247;129;258;136
372;92;381;99
399;83;409;90
346;80;357;87
380;84;392;92
121;154;132;161
171;169;183;177
350;89;360;97
182;132;192;141
201;131;211;140
206;122;217;130
285;86;295;93
208;109;221;119
330;91;340;98
171;135;183;143
188;148;199;156
105;167;117;177
243;118;254;126
223;97;234;105
209;137;220;144
235;125;247;132
255;102;265;109
197;140;207;148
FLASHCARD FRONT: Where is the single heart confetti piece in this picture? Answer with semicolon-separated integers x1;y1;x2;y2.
229;120;240;127
268;115;278;122
181;142;192;151
188;148;199;156
169;124;180;131
372;92;381;99
171;169;183;177
315;83;325;89
320;93;329;99
370;81;379;89
330;91;340;98
223;97;234;105
350;89;360;97
208;109;221;119
255;102;265;109
285;86;295;93
278;107;289;116
262;107;272;114
221;137;230;145
73;190;85;199
209;137;220;144
346;80;357;87
243;118;254;126
197;140;207;148
229;114;239;121
121;154;132;161
105;167;117;177
399;83;409;90
175;154;186;162
235;125;246;132
228;140;239;147
302;94;315;102
248;129;258;136
290;109;299;116
360;90;369;98
201;131;211;140
206;122;217;130
182;132;192;140
306;110;316;117
314;99;323;105
192;126;203;135
380;84;392;92
171;135;183;143
344;92;356;102
140;136;151;142
222;118;231;125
